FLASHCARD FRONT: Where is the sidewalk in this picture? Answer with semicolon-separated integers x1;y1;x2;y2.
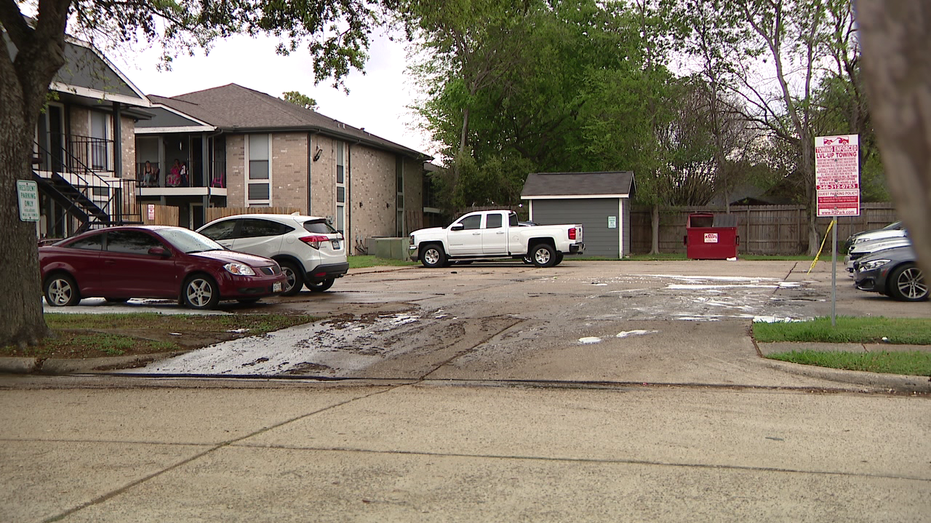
3;341;929;393
1;376;928;522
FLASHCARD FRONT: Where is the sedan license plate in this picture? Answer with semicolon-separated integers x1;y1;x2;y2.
331;240;341;249
273;282;283;292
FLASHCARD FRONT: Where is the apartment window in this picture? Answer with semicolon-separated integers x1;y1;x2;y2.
90;111;110;171
396;158;404;237
335;141;346;234
247;134;271;206
336;142;345;184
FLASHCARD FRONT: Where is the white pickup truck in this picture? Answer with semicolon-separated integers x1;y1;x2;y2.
409;210;584;268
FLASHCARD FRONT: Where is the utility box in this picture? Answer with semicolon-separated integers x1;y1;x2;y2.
684;213;739;259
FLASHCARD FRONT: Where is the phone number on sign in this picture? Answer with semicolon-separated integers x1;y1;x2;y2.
817;183;859;190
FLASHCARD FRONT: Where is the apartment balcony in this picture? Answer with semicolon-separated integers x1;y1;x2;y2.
135;160;227;199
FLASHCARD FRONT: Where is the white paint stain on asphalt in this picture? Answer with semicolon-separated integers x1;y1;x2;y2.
128;312;425;376
616;330;658;338
579;337;603;344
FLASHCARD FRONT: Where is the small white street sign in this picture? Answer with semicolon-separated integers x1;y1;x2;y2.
17;180;40;222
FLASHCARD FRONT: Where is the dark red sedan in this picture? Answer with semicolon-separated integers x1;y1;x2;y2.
40;226;287;309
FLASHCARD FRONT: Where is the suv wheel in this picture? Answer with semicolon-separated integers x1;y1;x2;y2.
308;278;335;292
279;261;304;296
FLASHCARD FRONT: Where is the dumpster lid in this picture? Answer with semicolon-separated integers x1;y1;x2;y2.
712;214;738;228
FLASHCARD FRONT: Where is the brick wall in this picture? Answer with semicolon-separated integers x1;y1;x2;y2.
309;134;337;219
226;134;246;206
348;144;396;245
222;131;425;249
271;132;308;211
120;116;135;179
69;106;90;138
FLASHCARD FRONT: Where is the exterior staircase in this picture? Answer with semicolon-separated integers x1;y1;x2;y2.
33;138;140;235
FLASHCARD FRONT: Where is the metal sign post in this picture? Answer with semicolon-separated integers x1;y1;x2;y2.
832;217;837;326
815;134;861;327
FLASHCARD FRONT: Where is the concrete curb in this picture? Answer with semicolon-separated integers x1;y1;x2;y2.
2;349;929;393
759;357;931;394
0;352;183;375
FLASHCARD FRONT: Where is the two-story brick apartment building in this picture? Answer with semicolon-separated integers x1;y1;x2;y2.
135;84;430;252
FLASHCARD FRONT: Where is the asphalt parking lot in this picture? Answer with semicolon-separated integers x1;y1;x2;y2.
38;258;931;387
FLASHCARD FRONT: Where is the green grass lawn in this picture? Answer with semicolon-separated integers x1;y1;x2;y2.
755;316;931;376
753;316;931;345
766;350;931;376
348;255;416;269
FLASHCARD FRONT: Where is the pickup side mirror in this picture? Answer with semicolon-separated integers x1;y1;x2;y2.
450;223;465;231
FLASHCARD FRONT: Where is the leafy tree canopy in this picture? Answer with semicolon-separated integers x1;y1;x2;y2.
282;90;318;110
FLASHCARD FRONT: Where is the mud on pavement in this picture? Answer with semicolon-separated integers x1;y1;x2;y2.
129;303;520;380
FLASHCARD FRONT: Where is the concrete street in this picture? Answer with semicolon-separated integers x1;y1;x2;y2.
1;260;929;521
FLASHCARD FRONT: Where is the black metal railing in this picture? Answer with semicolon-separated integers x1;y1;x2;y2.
34;137;141;233
35;133;114;175
134;159;227;189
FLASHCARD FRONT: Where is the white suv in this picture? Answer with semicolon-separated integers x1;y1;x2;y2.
198;214;348;296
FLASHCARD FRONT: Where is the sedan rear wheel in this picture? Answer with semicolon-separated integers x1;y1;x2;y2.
888;263;929;301
44;274;80;306
183;274;221;309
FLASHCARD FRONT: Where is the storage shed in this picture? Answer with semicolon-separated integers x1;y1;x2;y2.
521;171;636;258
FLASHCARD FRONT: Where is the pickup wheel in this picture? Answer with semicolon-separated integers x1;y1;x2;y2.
553;252;564;266
530;243;556;268
420;244;447;268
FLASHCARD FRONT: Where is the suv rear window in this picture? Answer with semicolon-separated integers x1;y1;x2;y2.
240;219;293;238
302;219;338;235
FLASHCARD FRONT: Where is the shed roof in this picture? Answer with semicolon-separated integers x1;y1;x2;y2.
521;171;635;199
143;84;428;159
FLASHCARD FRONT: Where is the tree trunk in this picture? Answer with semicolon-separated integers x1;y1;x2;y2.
0;80;50;348
858;0;931;274
459;106;470;155
650;204;660;255
0;8;71;348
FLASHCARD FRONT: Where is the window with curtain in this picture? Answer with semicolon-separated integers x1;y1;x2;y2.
247;134;271;206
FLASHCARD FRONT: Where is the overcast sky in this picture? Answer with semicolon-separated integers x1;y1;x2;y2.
108;31;439;158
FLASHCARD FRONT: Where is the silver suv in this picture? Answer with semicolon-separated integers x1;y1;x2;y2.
198;214;348;295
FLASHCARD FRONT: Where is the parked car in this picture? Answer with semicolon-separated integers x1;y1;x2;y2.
198;214;348;295
409;210;584;268
854;245;928;301
40;226;286;309
844;236;912;277
843;221;905;253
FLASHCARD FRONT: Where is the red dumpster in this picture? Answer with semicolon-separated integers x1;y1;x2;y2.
684;213;739;259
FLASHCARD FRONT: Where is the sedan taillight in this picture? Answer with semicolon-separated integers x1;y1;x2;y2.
299;235;330;250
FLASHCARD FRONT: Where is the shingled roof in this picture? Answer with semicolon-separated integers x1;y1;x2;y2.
521;171;635;199
147;84;428;159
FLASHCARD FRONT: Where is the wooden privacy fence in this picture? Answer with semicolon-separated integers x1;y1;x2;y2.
629;202;899;255
140;204;179;226
205;207;302;223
